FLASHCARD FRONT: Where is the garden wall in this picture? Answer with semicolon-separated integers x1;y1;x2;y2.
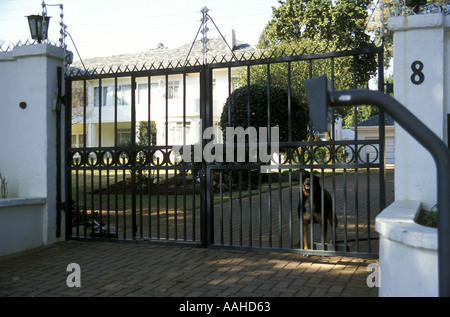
0;44;66;256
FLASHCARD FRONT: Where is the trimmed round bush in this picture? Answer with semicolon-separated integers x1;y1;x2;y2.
219;84;309;142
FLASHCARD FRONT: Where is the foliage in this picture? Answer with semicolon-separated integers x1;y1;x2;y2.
0;170;8;199
219;84;309;143
423;210;438;228
252;0;379;127
70;85;86;124
365;0;394;68
342;105;379;129
425;204;438;227
364;0;448;72
137;121;157;146
219;84;309;184
259;0;373;52
417;204;438;228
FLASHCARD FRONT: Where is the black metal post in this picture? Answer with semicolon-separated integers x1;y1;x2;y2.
64;77;73;239
305;75;450;297
201;65;213;247
447;114;450;150
131;77;137;238
56;66;62;238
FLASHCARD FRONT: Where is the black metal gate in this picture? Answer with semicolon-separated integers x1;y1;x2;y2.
63;46;390;257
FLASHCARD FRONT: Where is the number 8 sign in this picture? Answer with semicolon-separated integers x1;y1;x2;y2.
411;61;425;85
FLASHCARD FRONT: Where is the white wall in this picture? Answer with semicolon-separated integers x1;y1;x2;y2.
357;126;395;164
376;201;438;297
0;44;66;253
341;126;395;164
0;198;47;256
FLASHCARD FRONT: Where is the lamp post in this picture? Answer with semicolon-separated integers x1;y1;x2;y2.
26;14;51;43
26;1;66;48
26;1;72;66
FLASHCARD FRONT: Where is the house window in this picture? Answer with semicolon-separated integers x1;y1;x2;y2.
137;83;160;104
71;134;84;148
138;84;147;105
316;132;327;140
118;85;131;106
172;121;191;144
94;85;131;107
117;128;132;146
161;121;191;145
168;81;180;99
94;86;113;107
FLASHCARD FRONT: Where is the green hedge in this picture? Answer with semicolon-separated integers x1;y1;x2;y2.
219;84;309;143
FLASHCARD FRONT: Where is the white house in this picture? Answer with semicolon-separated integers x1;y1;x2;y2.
69;32;254;149
357;113;395;164
69;34;394;167
341;113;395;165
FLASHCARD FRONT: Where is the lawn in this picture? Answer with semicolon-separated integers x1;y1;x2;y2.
70;168;344;214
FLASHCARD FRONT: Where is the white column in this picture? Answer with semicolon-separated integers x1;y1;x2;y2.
0;44;65;245
389;14;450;210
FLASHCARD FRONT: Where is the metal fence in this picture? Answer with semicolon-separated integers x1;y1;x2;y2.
64;46;391;257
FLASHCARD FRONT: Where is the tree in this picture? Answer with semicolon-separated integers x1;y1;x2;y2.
70;84;92;125
365;0;394;68
253;0;379;128
219;84;310;184
259;0;374;53
137;121;157;146
220;84;310;143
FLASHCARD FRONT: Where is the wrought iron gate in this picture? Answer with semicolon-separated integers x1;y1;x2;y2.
64;46;390;257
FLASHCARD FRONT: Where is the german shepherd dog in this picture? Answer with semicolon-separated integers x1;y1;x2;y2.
298;173;336;249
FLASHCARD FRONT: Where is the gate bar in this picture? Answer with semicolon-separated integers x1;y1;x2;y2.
305;75;450;296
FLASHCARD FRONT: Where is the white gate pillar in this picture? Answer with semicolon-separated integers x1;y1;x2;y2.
374;12;450;297
0;44;66;253
389;13;450;210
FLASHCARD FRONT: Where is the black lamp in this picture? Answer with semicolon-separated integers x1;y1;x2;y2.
26;14;51;43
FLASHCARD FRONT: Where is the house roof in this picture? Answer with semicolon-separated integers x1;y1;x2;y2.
358;113;394;127
70;36;256;72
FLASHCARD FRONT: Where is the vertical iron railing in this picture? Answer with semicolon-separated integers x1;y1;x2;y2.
65;67;206;245
64;46;387;257
204;46;387;257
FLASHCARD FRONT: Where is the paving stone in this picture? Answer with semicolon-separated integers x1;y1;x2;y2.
0;240;378;298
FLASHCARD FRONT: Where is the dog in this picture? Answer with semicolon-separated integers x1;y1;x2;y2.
297;173;336;249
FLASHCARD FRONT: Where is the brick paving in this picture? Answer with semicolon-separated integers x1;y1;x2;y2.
0;240;378;297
